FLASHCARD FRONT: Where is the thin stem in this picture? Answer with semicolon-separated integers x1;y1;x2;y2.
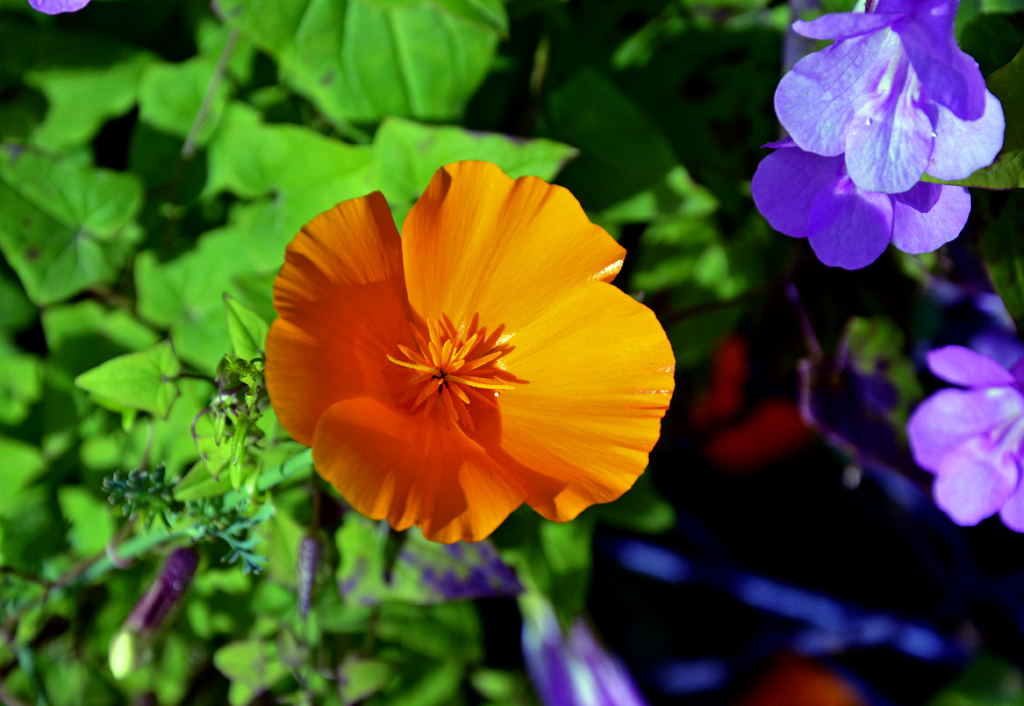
163;28;240;249
785;281;823;361
256;447;314;493
519;33;550;136
78;529;190;585
182;29;240;161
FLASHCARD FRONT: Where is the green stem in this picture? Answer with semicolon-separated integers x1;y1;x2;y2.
257;447;314;492
78;529;190;585
78;448;312;583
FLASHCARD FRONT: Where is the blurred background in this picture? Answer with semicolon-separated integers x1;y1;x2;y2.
4;0;1024;704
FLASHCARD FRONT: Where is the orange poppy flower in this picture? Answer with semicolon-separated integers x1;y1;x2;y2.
265;161;675;543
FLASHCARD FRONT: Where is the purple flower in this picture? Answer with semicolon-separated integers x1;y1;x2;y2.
907;345;1024;531
28;0;90;13
775;0;1004;193
521;595;650;706
751;140;970;269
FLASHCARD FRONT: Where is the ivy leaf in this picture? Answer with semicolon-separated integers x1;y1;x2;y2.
371;117;579;206
223;294;270;361
0;145;143;305
0;351;42;426
217;0;504;123
213;639;290;706
138;56;231;145
205;102;373;204
979;190;1024;328
74;339;183;419
2;24;156;151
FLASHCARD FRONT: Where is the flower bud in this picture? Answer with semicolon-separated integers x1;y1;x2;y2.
110;548;199;679
298;535;323;621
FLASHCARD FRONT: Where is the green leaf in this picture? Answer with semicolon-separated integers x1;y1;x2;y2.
371;117;578;207
142;104;374;371
57;486;115;557
173;461;234;501
0;146;143;305
10;26;155;151
593;471;676;534
213;640;291;703
0;436;45;500
541;68;680;212
0;273;35;332
929;654;1024;706
0;86;46;144
927;45;1024;188
0;351;42;425
340;656;396;704
223;294;270;361
42;300;160;376
218;0;504;123
378;602;483;663
336;515;521;606
206;102;373;204
74;340;183;419
980;190;1024;327
0;486;66;572
138;56;230;145
958;15;1024;77
134;227;275;373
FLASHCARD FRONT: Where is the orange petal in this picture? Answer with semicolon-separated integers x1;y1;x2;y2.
266;192;412;446
311;397;527;543
401;161;626;334
479;282;675;521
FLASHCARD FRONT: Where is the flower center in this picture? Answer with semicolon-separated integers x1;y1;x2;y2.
387;313;514;430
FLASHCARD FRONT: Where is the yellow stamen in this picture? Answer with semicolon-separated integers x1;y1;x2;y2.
388;315;514;428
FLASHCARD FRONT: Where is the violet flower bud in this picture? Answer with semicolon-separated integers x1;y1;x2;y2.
110;548;199;679
298;535;323;621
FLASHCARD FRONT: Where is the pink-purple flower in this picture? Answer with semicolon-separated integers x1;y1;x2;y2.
521;595;650;706
775;0;1004;194
751;139;970;269
907;346;1024;531
29;0;90;13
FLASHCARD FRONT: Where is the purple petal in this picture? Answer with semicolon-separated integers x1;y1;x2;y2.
751;148;845;238
890;184;969;254
892;181;940;212
28;0;90;12
926;345;1016;387
568;621;651;706
844;55;934;193
933;436;1018;525
895;12;986;120
907;387;1024;471
875;0;926;12
806;176;893;269
762;137;796;149
792;12;900;40
928;91;1005;180
775;30;896;157
999;478;1024;532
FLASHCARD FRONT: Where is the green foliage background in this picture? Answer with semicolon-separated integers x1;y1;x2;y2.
4;0;1024;703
